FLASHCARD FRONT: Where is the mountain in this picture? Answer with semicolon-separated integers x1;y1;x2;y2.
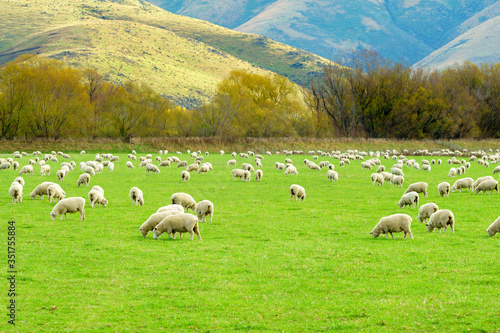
151;0;500;67
0;0;330;108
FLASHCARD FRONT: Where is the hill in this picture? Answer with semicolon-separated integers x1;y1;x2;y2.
0;0;330;107
151;0;500;67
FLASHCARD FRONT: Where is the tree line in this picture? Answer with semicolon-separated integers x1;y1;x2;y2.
1;53;499;140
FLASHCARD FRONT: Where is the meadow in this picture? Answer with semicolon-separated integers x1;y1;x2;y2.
1;148;500;332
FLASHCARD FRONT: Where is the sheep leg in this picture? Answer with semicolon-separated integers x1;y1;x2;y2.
80;209;85;220
389;231;395;240
194;225;202;241
209;213;212;223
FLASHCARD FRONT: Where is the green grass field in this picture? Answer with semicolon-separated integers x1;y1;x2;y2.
2;149;500;332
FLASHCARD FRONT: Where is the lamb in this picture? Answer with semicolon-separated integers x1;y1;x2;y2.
418;203;439;223
437;182;451;197
290;184;306;201
88;189;108;208
181;170;190;181
370;213;413;239
451;178;474;193
486;217;500;236
404;182;428;198
40;164;51;176
195;200;214;223
397;191;419;209
371;173;384;186
475;179;499;194
145;164;160;173
138;210;183;237
30;182;56;199
77;173;91;187
126;161;134;169
171;192;196;212
156;204;184;213
391;175;405;188
152;213;202;241
232;169;245;180
9;183;23;203
426;209;455;234
472;176;494;190
47;184;66;203
19;165;33;175
129;187;144;206
255;169;263;181
327;170;339;182
50;197;85;220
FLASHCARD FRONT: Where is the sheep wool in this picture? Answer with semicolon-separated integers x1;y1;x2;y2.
370;213;413;239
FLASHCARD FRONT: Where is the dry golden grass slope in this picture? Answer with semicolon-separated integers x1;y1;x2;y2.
0;0;330;107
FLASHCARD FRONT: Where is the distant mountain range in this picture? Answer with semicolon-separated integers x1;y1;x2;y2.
149;0;500;69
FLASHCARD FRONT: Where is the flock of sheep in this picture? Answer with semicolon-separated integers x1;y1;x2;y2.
3;147;500;241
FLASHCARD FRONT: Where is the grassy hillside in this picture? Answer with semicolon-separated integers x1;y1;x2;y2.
0;0;329;107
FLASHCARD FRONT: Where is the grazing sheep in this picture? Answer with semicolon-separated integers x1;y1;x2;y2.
50;197;86;220
181;170;190;181
129;187;144;206
472;176;494;190
390;168;404;176
138;210;183;237
397;191;419;209
108;162;114;172
158;160;170;167
370;173;384;186
197;165;209;174
152;213;202;241
451;178;474;193
290;184;306;201
376;165;385;173
437;182;451;197
232;169;245;180
475;179;499;194
30;182;56;199
255;169;263;181
284;165;298;175
418;203;439;223
40;164;51;176
448;167;457;177
56;169;66;182
380;172;393;182
177;161;188;168
84;166;95;176
47;184;66;203
327;170;339;182
426;209;455;234
126;161;134;169
0;162;11;171
186;163;199;172
404;182;428;198
486;217;500;236
145;164;160;174
242;170;251;182
13;177;24;187
9;183;23;203
19;165;33;175
227;159;237;166
156;204;184;213
77;173;91;187
91;185;104;195
391;175;405;188
195;200;214;223
422;164;431;172
370;213;413;239
171;192;196;212
88;189;108;208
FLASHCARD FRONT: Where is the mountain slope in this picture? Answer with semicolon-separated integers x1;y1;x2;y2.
0;0;330;107
413;15;500;70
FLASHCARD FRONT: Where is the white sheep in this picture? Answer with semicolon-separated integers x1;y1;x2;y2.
195;200;214;223
171;192;196;211
186;163;199;172
84;166;95;176
243;170;251;182
451;178;474;193
40;164;51;176
197;165;209;174
472;176;494;190
152;213;202;241
426;209;455;234
380;171;393;182
232;169;245;180
437;182;451;197
47;184;66;203
0;162;11;171
30;182;57;199
370;173;384;186
370;213;413;239
177;161;188;168
255;169;263;181
156;204;184;213
56;169;66;182
422;164;431;172
9;183;23;203
486;217;500;237
448;167;457;177
77;173;91;187
327;170;339;182
391;175;405;188
284;165;298;175
50;197;86;220
181;170;190;181
145;164;160;174
13;177;24;187
158;160;170;167
91;185;104;195
126;161;134;169
475;179;498;194
19;165;33;175
129;187;144;206
290;184;305;201
404;182;428;198
138;210;183;237
88;189;108;208
397;191;419;209
418;203;438;223
226;159;237;166
108;162;114;172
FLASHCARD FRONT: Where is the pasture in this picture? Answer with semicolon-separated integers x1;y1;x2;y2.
2;149;500;332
